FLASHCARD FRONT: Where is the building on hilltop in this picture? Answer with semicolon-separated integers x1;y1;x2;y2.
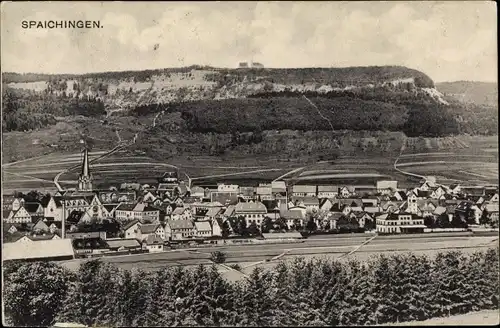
77;146;93;192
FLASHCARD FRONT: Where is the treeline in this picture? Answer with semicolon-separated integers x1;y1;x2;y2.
204;66;435;88
2;88;105;131
132;96;461;137
3;247;498;327
3;66;215;84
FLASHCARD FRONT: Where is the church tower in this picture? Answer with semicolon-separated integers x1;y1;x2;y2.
77;145;93;192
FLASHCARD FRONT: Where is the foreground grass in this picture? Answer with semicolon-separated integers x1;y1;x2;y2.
385;309;499;326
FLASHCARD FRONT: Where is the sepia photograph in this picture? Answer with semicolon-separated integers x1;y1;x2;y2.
1;1;498;326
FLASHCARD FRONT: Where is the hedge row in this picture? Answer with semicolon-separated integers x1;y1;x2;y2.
3;247;499;327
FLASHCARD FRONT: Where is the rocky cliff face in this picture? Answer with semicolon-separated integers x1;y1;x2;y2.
5;66;447;110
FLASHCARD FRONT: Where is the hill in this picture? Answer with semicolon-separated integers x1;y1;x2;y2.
2;66;497;164
436;81;498;107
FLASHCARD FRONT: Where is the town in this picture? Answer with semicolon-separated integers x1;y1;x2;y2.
2;145;499;261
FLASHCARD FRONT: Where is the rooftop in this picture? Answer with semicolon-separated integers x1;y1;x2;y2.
3;239;74;261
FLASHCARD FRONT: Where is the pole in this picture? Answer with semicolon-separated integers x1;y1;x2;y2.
62;200;66;239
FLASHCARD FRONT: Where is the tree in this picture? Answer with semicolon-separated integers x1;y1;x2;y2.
211;251;227;264
274;216;288;231
306;217;317;232
221;220;231;238
261;216;273;233
3;261;73;326
247;221;261;237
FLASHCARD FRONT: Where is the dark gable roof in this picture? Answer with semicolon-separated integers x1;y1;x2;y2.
3;209;11;219
24;202;42;213
67;210;86;222
52;196;63;207
123;219;141;231
103;204;119;212
139;224;161;234
116;203;136;211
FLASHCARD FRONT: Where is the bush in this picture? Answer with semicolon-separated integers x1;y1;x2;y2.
210;250;227;264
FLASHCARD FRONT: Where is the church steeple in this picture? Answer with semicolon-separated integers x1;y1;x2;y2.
78;144;93;192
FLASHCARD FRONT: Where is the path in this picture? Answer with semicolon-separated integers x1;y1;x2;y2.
302;95;335;131
393;136;426;180
191;168;283;181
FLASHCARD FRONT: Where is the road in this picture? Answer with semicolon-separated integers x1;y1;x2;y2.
51;107;193;190
60;234;497;275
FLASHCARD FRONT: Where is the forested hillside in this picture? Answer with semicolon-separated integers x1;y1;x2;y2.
3;248;499;327
437;81;498;107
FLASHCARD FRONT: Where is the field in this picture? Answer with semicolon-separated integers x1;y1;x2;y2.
2;132;497;194
397;135;499;186
59;234;498;282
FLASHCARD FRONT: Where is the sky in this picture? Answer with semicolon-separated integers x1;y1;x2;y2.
1;1;497;82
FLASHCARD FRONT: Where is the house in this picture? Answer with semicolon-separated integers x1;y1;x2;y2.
320;199;334;212
141;205;161;223
3;239;75;262
171;207;193;221
105;238;142;252
377;180;398;194
2;195;15;211
289;202;307;217
66;210;92;225
32;218;50;233
376;212;426;234
211;192;239;206
123;219;141;239
351;212;373;229
292;185;316;197
291;197;320;212
211;217;224;237
24;202;45;219
194;221;212;238
489;193;499;203
142;191;158;203
234;202;268;228
102;204;119;219
271;181;287;197
139;223;165;241
455;201;481;224
42;196;64;221
4;223;18;234
144;234;164;253
280;210;305;230
392;190;408;201
12;198;24;211
430;186;447;200
238;186;256;201
256;184;273;201
165;220;195;240
482;203;499;224
417;200;439;217
317;186;339;199
190;186;205;199
157;182;179;198
5;206;31;224
339;186;355;198
204;207;223;221
448;184;461;195
60;194;103;219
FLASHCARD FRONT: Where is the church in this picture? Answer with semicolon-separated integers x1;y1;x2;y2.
78;146;93;192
